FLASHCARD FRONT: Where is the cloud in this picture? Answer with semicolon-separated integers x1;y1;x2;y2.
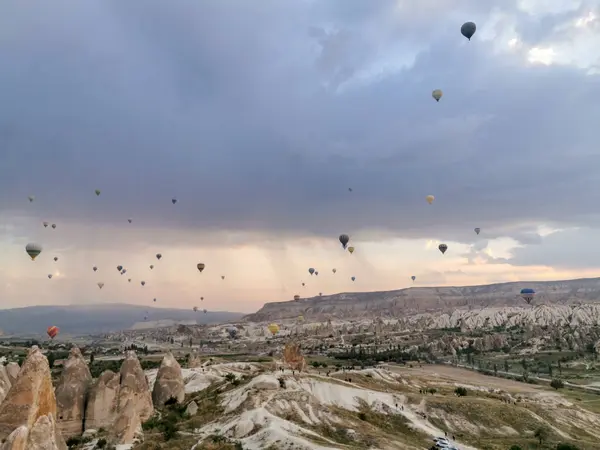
1;0;600;311
0;0;598;243
505;227;600;269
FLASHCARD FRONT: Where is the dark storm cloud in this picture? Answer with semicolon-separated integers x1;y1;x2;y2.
1;0;600;244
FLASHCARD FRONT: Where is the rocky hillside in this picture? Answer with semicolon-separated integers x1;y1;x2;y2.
245;277;600;322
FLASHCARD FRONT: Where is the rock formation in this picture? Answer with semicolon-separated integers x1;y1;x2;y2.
0;366;13;405
55;347;92;438
85;351;153;445
0;346;66;449
152;352;185;407
282;342;306;372
5;363;19;387
85;370;120;431
118;351;154;421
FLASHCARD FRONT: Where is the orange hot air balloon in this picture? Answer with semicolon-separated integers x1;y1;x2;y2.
47;326;59;339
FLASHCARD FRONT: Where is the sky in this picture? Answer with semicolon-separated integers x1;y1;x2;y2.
1;0;600;314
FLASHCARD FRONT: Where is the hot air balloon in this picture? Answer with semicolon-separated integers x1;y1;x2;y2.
25;243;42;261
171;198;177;204
319;292;322;296
474;227;481;235
51;224;56;229
351;276;356;281
315;271;319;276
47;326;59;339
348;246;355;254
156;254;162;260
268;323;280;335
221;275;225;280
43;222;49;228
332;268;337;274
520;288;535;304
426;195;435;204
193;306;198;312
411;276;416;282
149;265;154;270
128;218;132;223
203;309;207;314
432;89;443;102
201;297;204;301
153;298;157;302
47;274;52;279
348;188;352;192
53;257;58;262
95;189;101;196
438;244;448;254
339;234;350;249
298;315;304;321
141;281;146;286
121;269;126;274
461;22;476;40
302;282;305;287
128;278;131;282
197;263;205;273
28;195;35;202
294;295;300;301
117;265;123;272
97;282;104;289
93;266;98;272
309;268;315;276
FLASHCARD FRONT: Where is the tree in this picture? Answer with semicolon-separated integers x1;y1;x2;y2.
89;353;95;364
556;443;581;450
493;363;498;376
534;426;549;445
504;360;509;372
47;351;56;369
454;387;467;397
550;379;564;390
508;446;522;450
548;363;553;377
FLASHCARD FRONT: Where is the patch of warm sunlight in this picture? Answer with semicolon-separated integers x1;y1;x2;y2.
527;46;556;65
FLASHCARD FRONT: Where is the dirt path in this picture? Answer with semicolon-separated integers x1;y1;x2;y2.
385;363;548;393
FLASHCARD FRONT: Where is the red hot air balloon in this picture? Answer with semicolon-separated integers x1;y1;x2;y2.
47;326;59;339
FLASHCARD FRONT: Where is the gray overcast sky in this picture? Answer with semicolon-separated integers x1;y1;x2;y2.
1;0;600;311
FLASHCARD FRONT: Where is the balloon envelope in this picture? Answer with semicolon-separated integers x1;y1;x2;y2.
438;244;448;254
339;234;350;249
197;263;205;272
461;22;476;40
26;243;42;261
47;326;59;339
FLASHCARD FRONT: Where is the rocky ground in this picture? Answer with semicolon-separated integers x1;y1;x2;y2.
0;343;598;449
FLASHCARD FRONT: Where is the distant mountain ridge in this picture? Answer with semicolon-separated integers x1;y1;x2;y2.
244;277;600;322
0;303;244;336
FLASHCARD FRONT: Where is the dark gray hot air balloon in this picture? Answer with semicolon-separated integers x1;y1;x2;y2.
438;244;448;254
474;227;481;235
308;268;315;276
339;234;350;249
411;275;416;282
461;22;476;40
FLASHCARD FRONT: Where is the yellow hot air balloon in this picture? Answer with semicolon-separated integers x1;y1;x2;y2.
267;323;279;335
298;315;304;322
432;89;443;102
348;246;355;254
426;195;435;204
